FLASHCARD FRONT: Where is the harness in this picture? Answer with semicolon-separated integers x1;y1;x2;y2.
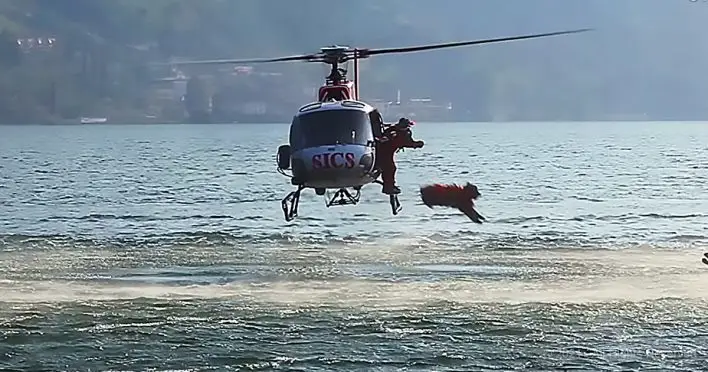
376;126;412;153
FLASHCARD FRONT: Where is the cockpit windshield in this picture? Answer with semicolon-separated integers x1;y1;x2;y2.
290;109;373;151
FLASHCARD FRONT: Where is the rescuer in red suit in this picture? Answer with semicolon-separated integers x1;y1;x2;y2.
375;118;424;195
420;182;486;223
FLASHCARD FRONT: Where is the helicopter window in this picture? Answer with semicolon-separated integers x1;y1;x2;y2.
291;109;373;150
289;116;302;149
369;109;384;137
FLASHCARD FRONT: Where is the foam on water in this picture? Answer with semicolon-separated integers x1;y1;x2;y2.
1;243;705;308
2;272;707;307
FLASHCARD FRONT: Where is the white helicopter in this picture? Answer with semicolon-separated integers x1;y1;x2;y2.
165;29;590;221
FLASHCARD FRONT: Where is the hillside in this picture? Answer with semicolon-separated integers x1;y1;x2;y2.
1;0;708;123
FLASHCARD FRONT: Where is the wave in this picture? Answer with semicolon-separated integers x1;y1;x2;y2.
43;213;238;222
0;234;706;307
1;266;707;307
1;229;706;254
7;207;704;228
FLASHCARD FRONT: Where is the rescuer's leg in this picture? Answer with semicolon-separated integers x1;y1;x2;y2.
381;163;400;195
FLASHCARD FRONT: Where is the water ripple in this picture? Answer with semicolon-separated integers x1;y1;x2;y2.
0;122;707;370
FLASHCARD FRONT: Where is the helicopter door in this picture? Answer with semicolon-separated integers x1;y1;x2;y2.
368;109;384;141
289;116;306;151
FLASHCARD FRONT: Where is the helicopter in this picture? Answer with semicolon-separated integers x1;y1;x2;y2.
163;29;591;222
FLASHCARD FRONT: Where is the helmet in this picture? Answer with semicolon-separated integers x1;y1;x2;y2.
395;117;414;129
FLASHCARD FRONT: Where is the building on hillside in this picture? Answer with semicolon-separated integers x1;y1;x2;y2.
366;90;454;122
210;67;302;123
16;37;56;52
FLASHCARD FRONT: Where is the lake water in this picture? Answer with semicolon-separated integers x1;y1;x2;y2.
0;121;707;371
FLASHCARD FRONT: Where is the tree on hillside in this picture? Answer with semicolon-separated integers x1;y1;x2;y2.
184;76;211;123
0;30;21;67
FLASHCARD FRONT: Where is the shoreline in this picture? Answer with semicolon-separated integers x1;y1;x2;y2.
2;119;707;126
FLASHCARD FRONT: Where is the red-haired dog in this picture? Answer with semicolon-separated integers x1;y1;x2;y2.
420;182;485;223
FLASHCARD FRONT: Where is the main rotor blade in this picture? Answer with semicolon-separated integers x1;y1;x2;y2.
362;29;592;57
156;54;319;66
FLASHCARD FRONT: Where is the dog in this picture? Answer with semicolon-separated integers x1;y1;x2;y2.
420;182;485;224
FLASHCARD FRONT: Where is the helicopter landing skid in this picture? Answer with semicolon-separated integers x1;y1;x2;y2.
326;188;361;207
281;185;305;222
